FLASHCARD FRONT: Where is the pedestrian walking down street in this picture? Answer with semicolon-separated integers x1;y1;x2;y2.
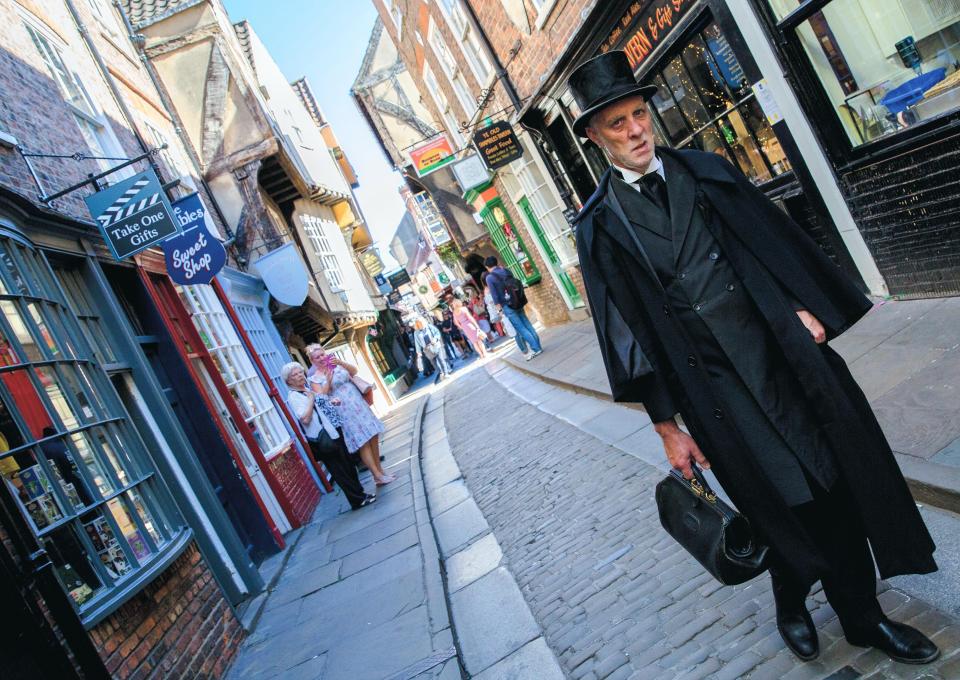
568;50;939;665
436;312;461;360
414;317;453;379
451;298;488;358
484;256;542;360
305;344;394;486
482;274;506;338
282;362;374;510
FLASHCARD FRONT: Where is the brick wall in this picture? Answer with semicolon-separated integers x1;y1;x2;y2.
91;542;243;679
267;445;320;526
468;0;596;103
0;0;231;246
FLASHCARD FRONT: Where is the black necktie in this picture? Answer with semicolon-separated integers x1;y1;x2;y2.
636;172;670;217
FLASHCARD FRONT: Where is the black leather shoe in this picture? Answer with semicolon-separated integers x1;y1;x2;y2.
773;582;819;661
847;618;940;664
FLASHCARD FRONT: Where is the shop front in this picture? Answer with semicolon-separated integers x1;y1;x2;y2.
754;0;960;298
464;183;542;287
0;191;253;676
521;0;868;288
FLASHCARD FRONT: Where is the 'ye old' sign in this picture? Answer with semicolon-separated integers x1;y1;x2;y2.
162;193;226;285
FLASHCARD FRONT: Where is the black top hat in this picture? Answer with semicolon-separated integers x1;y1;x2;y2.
567;51;657;138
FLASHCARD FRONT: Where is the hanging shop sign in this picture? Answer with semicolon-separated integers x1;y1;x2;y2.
451;154;491;193
163;193;227;285
600;0;694;70
84;169;180;260
388;269;412;288
387;290;403;305
425;220;451;247
252;242;309;306
409;136;456;177
472;122;522;170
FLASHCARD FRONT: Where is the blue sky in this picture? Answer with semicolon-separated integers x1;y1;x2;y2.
224;0;404;267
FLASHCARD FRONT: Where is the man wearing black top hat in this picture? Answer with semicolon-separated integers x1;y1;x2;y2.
568;50;940;664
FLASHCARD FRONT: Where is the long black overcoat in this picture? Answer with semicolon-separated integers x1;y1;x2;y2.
576;147;936;585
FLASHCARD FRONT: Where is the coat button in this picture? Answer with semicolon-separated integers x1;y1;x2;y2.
693;303;702;312
709;252;719;261
687;355;697;367
713;408;724;420
726;283;735;291
678;271;687;280
663;304;671;316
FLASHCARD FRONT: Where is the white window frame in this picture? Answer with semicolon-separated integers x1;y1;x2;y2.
178;286;291;459
144;120;187;179
529;0;560;30
427;19;477;118
435;0;494;86
422;63;466;147
390;0;403;40
21;13;131;178
509;133;579;267
301;214;346;292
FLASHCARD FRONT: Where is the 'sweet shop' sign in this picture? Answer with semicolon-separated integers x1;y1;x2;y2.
162;193;226;285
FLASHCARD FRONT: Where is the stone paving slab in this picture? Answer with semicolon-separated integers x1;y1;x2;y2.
433;497;489;558
440;363;960;680
449;567;541;674
445;532;503;593
226;397;462;680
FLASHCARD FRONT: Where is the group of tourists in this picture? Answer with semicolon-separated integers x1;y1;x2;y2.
281;344;391;512
408;256;545;381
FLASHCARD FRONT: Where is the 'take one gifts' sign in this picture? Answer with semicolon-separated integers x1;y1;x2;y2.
163;193;226;285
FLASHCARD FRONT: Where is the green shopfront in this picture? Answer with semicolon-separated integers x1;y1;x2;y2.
0;191;260;676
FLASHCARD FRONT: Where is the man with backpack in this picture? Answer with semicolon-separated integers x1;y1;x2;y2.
484;256;543;360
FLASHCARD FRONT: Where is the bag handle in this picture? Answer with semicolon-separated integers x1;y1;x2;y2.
669;464;718;503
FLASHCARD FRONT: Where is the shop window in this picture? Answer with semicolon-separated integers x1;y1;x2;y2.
0;243;176;619
178;285;290;459
232;303;286;396
769;0;960;145
644;22;790;183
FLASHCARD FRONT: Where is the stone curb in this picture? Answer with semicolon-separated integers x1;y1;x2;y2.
418;389;565;679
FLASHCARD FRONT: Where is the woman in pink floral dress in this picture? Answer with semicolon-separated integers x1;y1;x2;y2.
305;344;393;485
451;298;487;358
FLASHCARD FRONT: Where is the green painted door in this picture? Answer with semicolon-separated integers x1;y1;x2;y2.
478;197;541;285
517;196;584;307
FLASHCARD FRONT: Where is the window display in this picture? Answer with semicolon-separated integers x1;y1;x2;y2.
647;21;791;183
769;0;960;145
0;244;173;617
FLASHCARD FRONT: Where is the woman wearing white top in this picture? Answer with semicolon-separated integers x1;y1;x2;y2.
283;362;374;510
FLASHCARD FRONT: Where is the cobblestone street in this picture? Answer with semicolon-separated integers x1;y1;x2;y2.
440;361;960;680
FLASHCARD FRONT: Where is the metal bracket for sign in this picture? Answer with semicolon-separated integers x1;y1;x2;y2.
17;144;168;203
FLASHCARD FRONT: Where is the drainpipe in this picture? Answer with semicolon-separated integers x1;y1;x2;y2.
112;1;240;246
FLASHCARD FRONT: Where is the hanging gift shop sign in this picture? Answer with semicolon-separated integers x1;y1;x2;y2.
162;193;227;285
84;169;180;260
472;122;522;170
409;136;456;177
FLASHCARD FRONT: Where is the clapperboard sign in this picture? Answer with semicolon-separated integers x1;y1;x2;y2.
84;169;180;260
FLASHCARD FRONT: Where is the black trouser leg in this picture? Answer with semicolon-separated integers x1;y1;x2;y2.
310;438;367;508
774;480;883;639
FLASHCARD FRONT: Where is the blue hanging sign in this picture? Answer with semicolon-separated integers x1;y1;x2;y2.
84;169;180;260
162;193;226;285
